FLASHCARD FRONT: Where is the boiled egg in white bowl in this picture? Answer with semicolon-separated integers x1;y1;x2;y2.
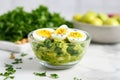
67;29;87;43
33;28;54;41
52;25;70;40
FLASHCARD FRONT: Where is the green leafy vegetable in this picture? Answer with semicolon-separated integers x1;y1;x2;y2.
28;57;33;60
16;67;22;69
67;44;79;55
44;39;52;48
20;53;28;57
12;58;23;64
73;77;82;80
0;5;73;42
54;47;63;55
50;73;59;79
33;72;59;79
0;64;16;80
33;72;46;77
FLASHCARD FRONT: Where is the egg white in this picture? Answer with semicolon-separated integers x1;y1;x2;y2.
52;25;70;40
67;29;87;43
33;28;54;41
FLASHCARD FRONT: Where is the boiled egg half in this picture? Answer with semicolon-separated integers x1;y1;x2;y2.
52;25;69;40
33;28;54;41
67;30;87;43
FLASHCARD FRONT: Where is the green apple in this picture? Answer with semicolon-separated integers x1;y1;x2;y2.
81;11;97;23
85;11;97;16
104;18;120;26
73;14;82;21
117;18;120;23
98;13;108;21
90;18;103;26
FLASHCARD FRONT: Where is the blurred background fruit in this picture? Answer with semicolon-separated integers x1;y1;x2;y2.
98;13;108;21
90;18;103;26
73;14;82;21
73;11;120;26
80;11;97;23
104;18;119;26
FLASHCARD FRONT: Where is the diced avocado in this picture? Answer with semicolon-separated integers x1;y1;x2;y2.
32;39;87;65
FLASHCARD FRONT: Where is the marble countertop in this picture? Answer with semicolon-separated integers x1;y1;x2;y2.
0;43;120;80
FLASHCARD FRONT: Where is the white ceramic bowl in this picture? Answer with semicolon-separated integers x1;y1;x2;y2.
73;20;120;43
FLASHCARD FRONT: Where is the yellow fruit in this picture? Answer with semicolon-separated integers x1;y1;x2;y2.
73;14;82;21
90;18;103;26
81;11;97;23
104;18;120;26
98;13;108;21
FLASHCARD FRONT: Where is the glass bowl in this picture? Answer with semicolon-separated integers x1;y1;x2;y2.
28;29;91;69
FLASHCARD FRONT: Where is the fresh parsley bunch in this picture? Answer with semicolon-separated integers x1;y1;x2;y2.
0;5;73;42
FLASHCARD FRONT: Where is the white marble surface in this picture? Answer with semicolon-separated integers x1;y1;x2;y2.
0;1;120;80
0;43;120;80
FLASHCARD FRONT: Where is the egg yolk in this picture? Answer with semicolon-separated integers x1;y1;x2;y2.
36;30;52;38
55;28;67;34
69;32;83;38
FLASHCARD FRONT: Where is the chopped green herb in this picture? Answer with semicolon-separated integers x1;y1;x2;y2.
5;64;13;68
28;57;33;60
54;47;63;55
9;76;14;79
67;45;79;55
0;64;16;80
73;77;82;80
20;53;27;57
33;72;46;77
3;76;14;80
0;73;3;75
16;67;22;69
50;74;59;79
33;72;59;79
12;58;23;64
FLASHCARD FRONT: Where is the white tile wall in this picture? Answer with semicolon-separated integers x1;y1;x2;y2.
43;0;76;20
76;0;120;14
0;0;12;15
103;0;120;13
0;0;120;19
10;0;45;12
76;0;104;13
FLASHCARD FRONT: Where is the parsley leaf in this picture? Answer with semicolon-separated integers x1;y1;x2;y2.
50;74;59;79
12;58;23;64
20;53;27;57
73;77;82;80
0;64;16;80
28;57;33;60
33;72;46;77
33;72;59;79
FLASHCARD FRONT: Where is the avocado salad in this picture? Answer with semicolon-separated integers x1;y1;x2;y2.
29;25;90;65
